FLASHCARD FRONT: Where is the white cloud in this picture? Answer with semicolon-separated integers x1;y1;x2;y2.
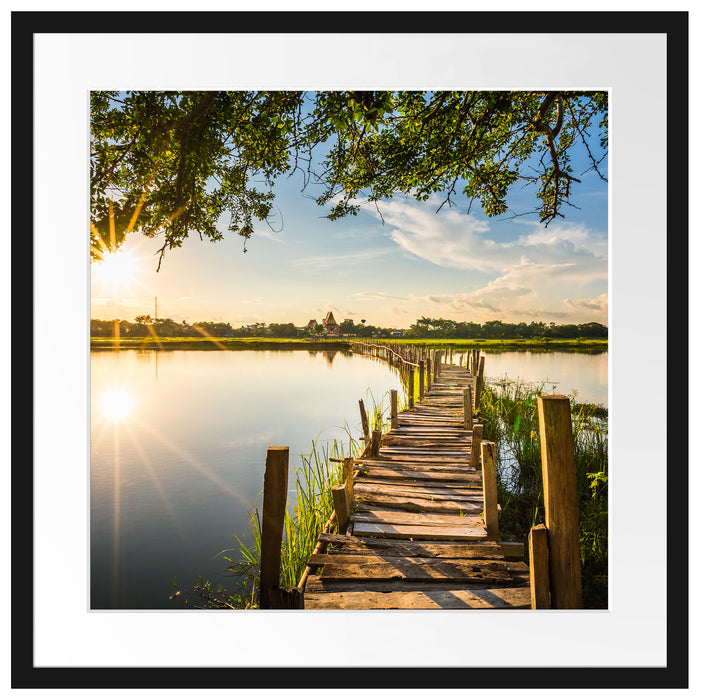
290;246;396;271
368;195;607;283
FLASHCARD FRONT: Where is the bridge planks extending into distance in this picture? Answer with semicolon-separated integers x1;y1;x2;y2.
302;350;531;610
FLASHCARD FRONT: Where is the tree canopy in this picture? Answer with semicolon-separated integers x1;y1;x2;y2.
90;90;607;269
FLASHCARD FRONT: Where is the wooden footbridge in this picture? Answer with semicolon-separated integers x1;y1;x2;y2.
259;342;583;611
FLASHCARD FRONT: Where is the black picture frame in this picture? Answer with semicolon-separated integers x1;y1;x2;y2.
12;9;689;691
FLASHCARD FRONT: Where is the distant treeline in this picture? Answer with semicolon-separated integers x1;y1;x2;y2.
404;318;608;339
90;315;608;340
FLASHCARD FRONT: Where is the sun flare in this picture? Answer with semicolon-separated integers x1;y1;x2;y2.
93;249;139;293
100;387;135;422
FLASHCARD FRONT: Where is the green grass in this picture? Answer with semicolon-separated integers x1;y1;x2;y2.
381;337;608;349
91;336;349;350
92;336;607;350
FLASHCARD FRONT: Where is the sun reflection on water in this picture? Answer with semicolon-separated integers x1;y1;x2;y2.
100;386;135;422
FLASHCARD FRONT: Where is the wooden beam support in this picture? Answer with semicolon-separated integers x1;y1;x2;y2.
463;387;473;430
480;440;499;540
260;446;289;609
408;367;415;409
332;484;351;534
469;424;483;469
529;524;551;609
359;399;370;446
537;395;583;609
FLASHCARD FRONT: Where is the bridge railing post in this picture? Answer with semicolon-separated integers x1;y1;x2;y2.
390;389;398;429
480;440;499;540
469;424;483;469
370;429;382;457
359;399;370;447
260;446;289;609
408;366;415;409
529;523;551;609
332;484;351;534
419;360;425;400
537;395;583;609
463;387;473;430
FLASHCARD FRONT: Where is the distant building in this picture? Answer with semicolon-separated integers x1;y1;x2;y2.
322;310;340;335
305;319;318;332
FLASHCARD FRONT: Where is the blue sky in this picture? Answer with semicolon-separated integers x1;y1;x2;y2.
91;104;609;330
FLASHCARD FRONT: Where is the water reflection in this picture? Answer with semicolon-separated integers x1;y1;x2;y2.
100;386;135;422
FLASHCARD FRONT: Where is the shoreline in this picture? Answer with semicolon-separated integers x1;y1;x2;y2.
90;337;608;351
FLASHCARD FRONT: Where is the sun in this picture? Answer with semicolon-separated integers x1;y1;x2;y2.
100;386;136;422
92;249;140;293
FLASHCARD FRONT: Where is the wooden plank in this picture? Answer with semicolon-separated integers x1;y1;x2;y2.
303;587;531;609
304;576;524;594
357;467;481;483
354;480;483;497
359;459;480;473
353;492;483;515
308;554;516;584
351;521;487;540
352;508;484;527
381;437;472;447
319;534;507;559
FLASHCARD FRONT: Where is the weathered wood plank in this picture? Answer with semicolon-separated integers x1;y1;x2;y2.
354;480;483;497
318;533;506;559
372;454;474;464
353;492;483;515
308;554;516;584
357;467;481;486
303;587;532;609
352;508;484;527
351;521;487;540
359;459;480;473
304;576;525;594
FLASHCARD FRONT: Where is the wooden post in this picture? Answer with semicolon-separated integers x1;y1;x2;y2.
332;484;350;534
408;367;415;409
390;389;398;429
463;387;473;430
370;429;382;457
529;524;551;609
436;350;442;377
472;354;485;409
469;424;483;469
267;586;304;609
426;357;432;392
419;360;425;400
480;441;499;540
537;395;583;609
260;446;289;609
342;457;354;507
359;399;370;446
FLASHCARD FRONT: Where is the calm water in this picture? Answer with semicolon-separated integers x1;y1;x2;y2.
90;347;607;609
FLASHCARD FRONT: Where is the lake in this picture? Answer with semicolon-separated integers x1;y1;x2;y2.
90;346;607;609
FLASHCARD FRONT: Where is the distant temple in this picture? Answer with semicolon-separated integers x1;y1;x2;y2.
322;310;340;335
